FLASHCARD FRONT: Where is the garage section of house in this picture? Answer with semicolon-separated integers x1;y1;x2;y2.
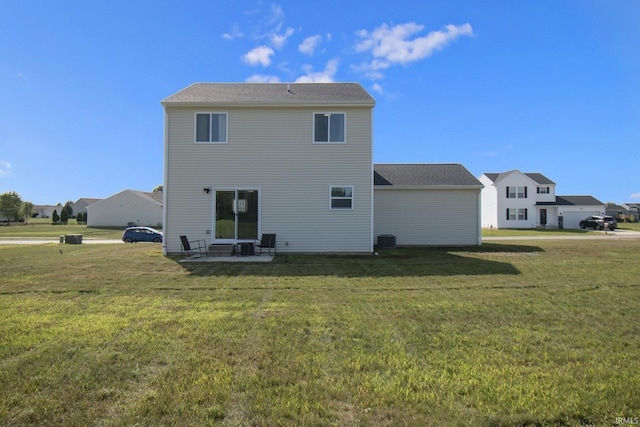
374;164;483;246
553;196;605;229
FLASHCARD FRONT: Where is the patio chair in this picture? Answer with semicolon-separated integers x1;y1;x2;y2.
255;233;276;256
180;235;207;258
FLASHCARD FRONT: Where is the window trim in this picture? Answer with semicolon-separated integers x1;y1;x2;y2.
506;208;528;221
506;186;527;199
313;112;346;144
537;186;550;194
329;185;354;210
195;112;228;144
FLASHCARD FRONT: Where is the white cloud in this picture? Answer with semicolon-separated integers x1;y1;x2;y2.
243;46;275;67
246;74;281;83
371;83;383;94
271;27;295;49
630;192;640;199
267;3;285;31
0;160;11;177
222;24;245;41
295;59;339;83
298;35;323;56
355;22;474;79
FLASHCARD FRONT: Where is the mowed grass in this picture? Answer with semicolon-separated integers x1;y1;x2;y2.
0;220;124;239
1;239;640;426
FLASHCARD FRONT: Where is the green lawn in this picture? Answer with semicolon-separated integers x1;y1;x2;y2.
1;239;640;426
0;220;134;240
619;221;640;232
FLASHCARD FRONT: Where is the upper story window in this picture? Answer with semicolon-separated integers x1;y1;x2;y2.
506;186;527;198
196;113;227;143
330;186;353;210
537;186;550;194
314;113;345;143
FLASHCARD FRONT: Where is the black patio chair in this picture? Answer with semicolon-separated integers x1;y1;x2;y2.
180;235;207;258
255;233;276;256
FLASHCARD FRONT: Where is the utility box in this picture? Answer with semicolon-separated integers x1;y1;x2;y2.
238;242;254;256
377;234;396;249
65;234;83;244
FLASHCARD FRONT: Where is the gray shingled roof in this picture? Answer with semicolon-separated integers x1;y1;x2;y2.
537;195;604;206
483;171;555;185
161;82;375;106
374;164;483;187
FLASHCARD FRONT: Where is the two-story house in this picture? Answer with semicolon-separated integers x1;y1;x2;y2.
161;82;376;254
480;170;605;229
161;82;484;254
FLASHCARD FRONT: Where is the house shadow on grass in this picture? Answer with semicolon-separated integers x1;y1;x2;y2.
176;243;542;278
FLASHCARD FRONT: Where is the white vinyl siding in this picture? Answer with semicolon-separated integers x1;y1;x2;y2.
87;190;162;227
374;188;481;246
164;106;372;253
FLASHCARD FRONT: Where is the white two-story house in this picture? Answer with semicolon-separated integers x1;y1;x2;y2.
161;82;375;254
480;170;605;229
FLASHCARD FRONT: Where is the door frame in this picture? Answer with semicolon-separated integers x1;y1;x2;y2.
211;188;261;244
539;208;547;226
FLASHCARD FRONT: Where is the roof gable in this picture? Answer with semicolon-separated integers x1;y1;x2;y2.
375;164;482;187
90;190;162;208
482;170;555;185
162;82;376;107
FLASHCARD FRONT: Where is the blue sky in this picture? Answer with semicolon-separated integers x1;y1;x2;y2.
1;0;639;205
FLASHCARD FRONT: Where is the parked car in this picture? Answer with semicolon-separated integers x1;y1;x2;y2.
579;215;617;230
122;226;163;243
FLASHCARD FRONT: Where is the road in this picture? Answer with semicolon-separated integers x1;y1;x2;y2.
0;238;123;245
0;229;639;245
483;228;640;240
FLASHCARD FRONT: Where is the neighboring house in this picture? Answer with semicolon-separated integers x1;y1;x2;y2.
480;170;557;229
623;203;640;222
479;170;605;229
605;204;631;221
33;203;63;219
87;190;163;227
72;198;102;216
374;164;483;246
161;82;484;254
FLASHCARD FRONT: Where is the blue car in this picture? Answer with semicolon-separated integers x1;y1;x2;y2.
122;226;163;243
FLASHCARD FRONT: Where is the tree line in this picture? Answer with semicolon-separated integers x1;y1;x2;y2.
0;191;86;225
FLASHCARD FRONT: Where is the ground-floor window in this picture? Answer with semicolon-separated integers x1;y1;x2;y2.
330;186;353;210
507;208;528;220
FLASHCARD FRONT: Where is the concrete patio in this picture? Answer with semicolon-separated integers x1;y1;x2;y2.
179;254;275;263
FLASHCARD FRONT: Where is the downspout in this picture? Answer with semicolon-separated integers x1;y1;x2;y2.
162;108;169;256
477;189;482;246
370;106;375;252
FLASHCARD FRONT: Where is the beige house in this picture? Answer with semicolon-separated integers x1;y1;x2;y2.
86;190;162;227
161;82;375;254
71;198;102;217
161;82;484;254
374;164;483;246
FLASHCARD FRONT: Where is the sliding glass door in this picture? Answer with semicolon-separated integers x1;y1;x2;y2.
214;190;259;242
